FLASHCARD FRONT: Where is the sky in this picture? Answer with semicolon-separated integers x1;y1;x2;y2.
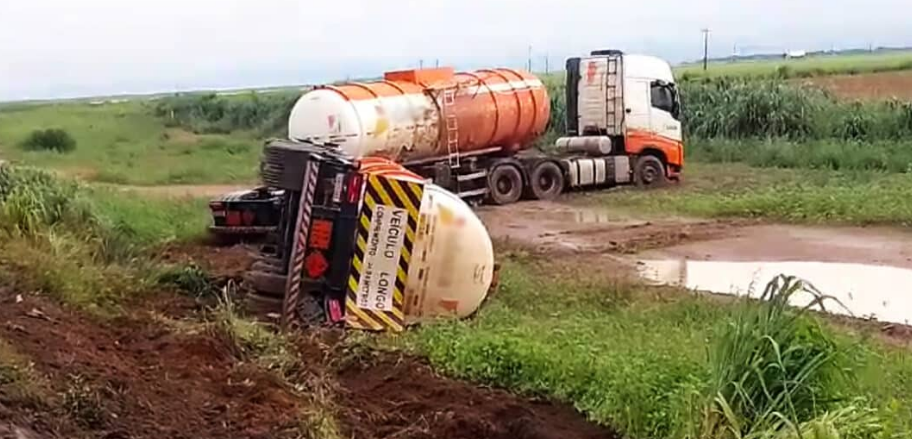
1;0;911;101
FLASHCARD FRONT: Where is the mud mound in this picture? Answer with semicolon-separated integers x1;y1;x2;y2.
157;243;257;283
0;293;303;439
337;355;617;439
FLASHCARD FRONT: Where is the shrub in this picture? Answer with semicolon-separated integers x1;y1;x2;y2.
20;128;77;153
152;91;300;137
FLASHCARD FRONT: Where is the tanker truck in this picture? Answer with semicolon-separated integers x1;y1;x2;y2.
209;50;683;236
287;49;683;204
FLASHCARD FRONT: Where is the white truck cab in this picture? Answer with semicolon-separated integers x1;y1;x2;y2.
561;50;684;187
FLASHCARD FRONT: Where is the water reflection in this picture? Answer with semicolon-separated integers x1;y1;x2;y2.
637;260;912;325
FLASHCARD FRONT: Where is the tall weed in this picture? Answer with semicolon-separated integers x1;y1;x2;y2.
695;276;890;439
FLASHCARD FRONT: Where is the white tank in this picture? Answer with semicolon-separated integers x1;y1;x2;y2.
352;160;495;326
405;184;495;322
288;87;438;162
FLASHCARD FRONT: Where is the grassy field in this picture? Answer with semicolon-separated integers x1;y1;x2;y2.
0;101;262;186
592;163;912;226
677;50;912;80
688;138;912;173
398;256;912;439
0;165;210;310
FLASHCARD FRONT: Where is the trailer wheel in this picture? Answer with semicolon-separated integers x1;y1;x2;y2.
487;164;524;205
245;270;287;297
634;155;668;188
245;292;284;315
526;161;564;201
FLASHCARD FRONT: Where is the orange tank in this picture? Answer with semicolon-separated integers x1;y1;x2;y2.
287;67;550;163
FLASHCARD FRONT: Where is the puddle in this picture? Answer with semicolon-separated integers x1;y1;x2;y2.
567;209;616;224
637;259;912;325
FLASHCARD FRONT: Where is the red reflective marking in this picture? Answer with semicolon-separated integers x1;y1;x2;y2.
226;211;241;226
309;219;333;250
328;299;343;322
304;251;329;279
242;210;256;225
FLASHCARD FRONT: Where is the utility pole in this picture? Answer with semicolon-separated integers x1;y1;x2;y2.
528;45;533;71
545;54;550;74
435;59;439;68
702;28;711;71
419;59;424;69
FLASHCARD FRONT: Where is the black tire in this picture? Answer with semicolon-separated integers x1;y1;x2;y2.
525;161;564;201
487;164;524;205
245;270;287;297
245;292;284;315
634;155;668;188
251;261;283;274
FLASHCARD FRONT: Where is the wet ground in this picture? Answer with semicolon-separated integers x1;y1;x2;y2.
479;200;912;327
478;201;744;255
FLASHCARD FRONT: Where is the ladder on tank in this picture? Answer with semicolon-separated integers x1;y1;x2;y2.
604;56;622;136
442;88;460;168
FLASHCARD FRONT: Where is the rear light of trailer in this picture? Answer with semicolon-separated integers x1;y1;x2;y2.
209;202;226;217
347;174;363;204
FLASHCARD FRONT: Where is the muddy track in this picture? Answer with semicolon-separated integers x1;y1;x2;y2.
478;200;747;255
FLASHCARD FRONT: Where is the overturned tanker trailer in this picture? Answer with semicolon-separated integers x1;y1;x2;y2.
244;139;496;331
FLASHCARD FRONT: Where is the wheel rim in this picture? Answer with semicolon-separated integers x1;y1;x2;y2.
497;176;514;194
538;174;555;191
642;163;660;184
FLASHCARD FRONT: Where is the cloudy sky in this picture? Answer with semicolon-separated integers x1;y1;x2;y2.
1;0;910;101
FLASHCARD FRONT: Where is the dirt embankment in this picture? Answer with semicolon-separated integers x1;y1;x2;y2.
338;356;613;439
0;244;616;439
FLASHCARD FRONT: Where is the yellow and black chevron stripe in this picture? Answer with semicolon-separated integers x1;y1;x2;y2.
345;175;424;332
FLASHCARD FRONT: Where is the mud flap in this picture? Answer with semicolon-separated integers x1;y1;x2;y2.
345;175;425;332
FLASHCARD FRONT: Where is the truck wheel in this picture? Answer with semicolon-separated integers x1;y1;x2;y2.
245;292;284;315
634;156;668;188
245;270;287;297
525;161;564;201
487;164;524;205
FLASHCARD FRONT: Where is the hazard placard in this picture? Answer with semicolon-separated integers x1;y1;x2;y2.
345;174;424;332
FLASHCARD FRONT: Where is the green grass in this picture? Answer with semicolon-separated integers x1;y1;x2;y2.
688;138;912;173
0;165;210;310
596;163;912;226
677;51;912;80
400;257;912;439
0;101;261;185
